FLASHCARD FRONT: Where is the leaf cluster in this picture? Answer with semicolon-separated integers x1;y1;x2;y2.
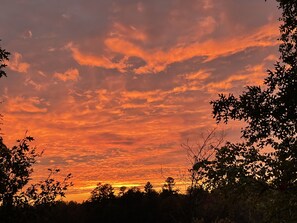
0;40;10;78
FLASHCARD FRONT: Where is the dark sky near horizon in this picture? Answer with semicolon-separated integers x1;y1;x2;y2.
0;0;280;201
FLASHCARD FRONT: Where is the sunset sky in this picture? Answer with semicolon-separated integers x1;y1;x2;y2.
0;0;281;202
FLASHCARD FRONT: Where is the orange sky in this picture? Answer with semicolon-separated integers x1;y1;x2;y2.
0;0;281;202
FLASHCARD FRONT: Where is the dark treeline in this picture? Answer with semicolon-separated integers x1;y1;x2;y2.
0;176;293;223
0;179;266;223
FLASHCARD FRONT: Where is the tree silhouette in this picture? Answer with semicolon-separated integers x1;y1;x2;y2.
191;0;297;221
0;137;73;208
0;40;10;78
21;168;73;206
0;136;38;207
209;0;297;191
144;181;154;194
183;128;224;195
162;177;178;195
0;40;9;133
89;183;115;203
118;186;127;197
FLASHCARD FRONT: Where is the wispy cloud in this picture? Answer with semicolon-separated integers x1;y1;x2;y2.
54;68;80;82
69;21;279;75
5;96;49;113
7;52;30;73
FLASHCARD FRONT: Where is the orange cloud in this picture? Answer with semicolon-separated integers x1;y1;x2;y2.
104;38;146;58
110;23;147;42
7;52;30;73
5;96;49;113
207;63;267;93
54;68;80;82
68;22;279;75
67;43;126;72
265;54;278;61
202;0;214;9
133;22;279;74
24;78;45;91
184;70;211;81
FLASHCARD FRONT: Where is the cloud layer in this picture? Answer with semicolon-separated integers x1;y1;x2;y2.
0;0;280;201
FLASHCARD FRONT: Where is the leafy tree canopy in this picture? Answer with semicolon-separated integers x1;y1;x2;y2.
190;1;297;221
0;137;73;208
90;183;115;203
209;0;297;191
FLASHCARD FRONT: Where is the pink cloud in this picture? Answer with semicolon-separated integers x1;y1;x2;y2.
68;22;279;75
7;52;30;73
5;96;49;113
54;68;80;82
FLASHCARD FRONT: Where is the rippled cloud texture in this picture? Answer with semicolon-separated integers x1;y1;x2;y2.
0;0;280;201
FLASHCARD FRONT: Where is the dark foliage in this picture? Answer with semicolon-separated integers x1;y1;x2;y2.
0;180;193;223
0;136;38;207
0;40;10;78
0;180;271;223
189;0;297;222
209;0;297;192
0;137;73;223
0;40;9;132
